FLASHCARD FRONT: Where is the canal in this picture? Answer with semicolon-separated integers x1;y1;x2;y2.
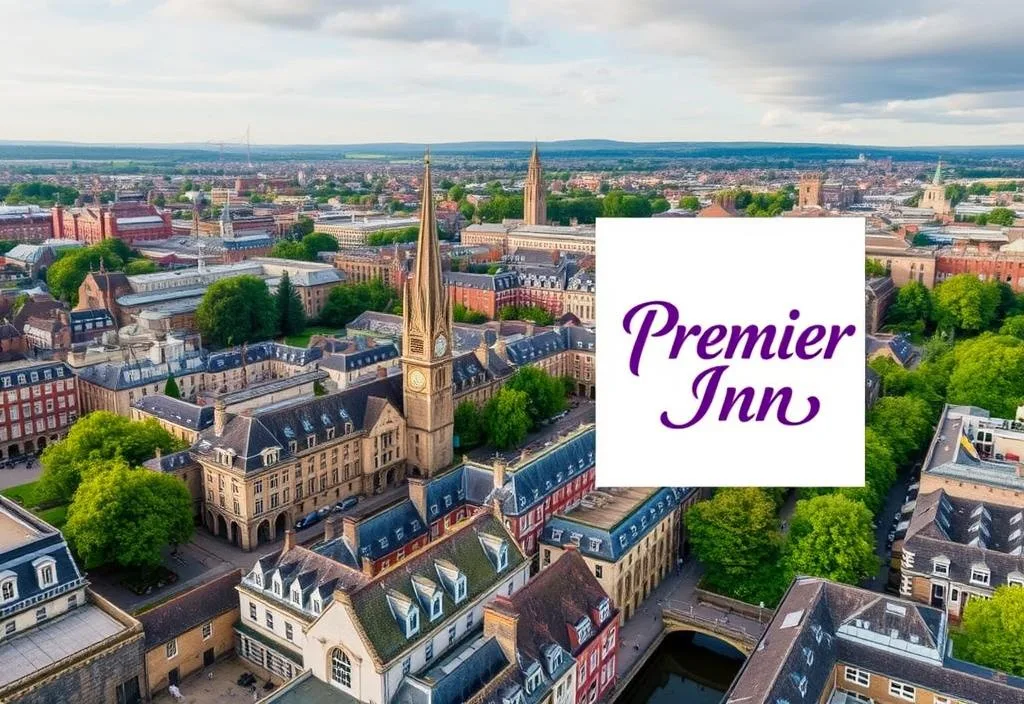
615;631;745;704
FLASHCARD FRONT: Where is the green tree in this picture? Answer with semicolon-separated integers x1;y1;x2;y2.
785;494;878;584
448;184;466;202
319;279;400;327
953;585;1024;676
270;239;308;260
483;389;531;449
164;374;181;399
195;275;277;346
946;334;1024;418
967;182;991;196
37;412;183;504
505;367;566;428
454;401;484;448
679;196;701;211
295;215;315;237
301;232;339;259
124;259;157;275
987;207;1017;227
47;246;126;304
453;303;487;324
64;461;193;570
687;488;786;605
275;270;307;336
865;259;887;277
933;274;1001;334
1000;314;1024;339
498;305;555;326
650;197;670;213
886;281;933;334
867;395;933;467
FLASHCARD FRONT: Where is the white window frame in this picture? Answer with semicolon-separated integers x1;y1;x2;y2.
932;559;949;577
889;680;916;702
844;666;870;687
202;622;213;640
970;567;990;586
166;639;178;659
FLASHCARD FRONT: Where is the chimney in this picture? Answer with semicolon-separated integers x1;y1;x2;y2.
376;365;388;379
408;476;429;524
283;529;296;552
155;447;162;460
493;338;508;361
525;322;535;336
474;339;489;367
493;457;507;492
214;400;226;437
483;597;519;661
342;515;359;556
324;515;341;542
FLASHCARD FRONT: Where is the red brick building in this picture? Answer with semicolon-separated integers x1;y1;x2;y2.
0;206;54;242
936;249;1024;290
52;202;172;245
0;359;77;458
484;549;619;704
443;270;520;319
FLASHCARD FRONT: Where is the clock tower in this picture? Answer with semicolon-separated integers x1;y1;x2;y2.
402;149;454;477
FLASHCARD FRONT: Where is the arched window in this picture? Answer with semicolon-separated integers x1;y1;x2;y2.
331;649;352;688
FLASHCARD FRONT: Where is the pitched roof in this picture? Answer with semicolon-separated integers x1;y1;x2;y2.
137;569;241;649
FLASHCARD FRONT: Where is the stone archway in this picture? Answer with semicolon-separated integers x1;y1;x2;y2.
23;439;34;453
6;444;17;458
256;520;271;546
37;437;46;451
230;521;241;547
216;514;228;539
274;512;288;539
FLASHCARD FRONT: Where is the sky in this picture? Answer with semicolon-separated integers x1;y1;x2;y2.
2;0;1023;146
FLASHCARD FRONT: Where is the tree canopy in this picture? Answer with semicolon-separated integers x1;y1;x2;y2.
786;494;878;584
37;411;183;504
933;274;1002;334
64;461;193;570
482;389;531;449
195;275;277;346
505;367;567;428
953;585;1024;676
946;334;1024;418
319;279;400;327
270;232;339;261
46;239;134;304
275;270;307;336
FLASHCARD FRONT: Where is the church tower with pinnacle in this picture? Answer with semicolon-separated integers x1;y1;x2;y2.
523;142;546;226
403;149;454;477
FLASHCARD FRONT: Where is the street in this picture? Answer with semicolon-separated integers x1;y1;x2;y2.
467;398;594;463
864;469;917;592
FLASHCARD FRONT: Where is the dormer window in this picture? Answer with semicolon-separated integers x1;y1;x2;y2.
272;573;283;597
407;608;420;637
33;558;56;589
0;573;17;603
311;592;323;614
290;584;302;607
932;558;950;577
430;593;443;620
970;565;991;586
497;543;508;571
525;664;542;694
575;617;593;644
597;597;610;623
454;574;467;604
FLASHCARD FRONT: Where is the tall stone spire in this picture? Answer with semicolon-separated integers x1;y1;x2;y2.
402;148;454;478
523;142;546;226
933;160;943;185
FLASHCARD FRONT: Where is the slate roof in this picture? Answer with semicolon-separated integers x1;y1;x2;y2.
142;449;195;473
206;341;321;372
726;576;1024;704
77;353;205;391
540;486;691;562
502;428;596;517
194;376;404;473
350;499;429;562
0;360;72;392
392;633;510;704
442;271;519;291
0;496;86;622
132;395;213;431
69;308;115;343
137;569;241;649
347;512;526;666
318;342;399;373
263;671;361;704
903;489;1024;588
866;333;916;366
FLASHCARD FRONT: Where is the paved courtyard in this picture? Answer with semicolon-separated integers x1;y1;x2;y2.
152;655;278;704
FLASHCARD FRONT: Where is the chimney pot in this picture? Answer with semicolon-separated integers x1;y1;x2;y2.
214;399;226;437
283;529;296;552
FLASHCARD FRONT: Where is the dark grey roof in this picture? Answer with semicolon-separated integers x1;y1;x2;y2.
503;428;596;517
0;361;72;392
137;569;241;649
206;341;321;372
132;395;213;431
193;376;404;473
350;498;429;562
319;342;399;373
393;633;509;704
263;672;361;704
0;497;86;622
442;271;519;291
540;487;691;561
143;449;196;473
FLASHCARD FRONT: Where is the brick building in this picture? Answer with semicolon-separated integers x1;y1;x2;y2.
444;271;520;319
52;202;172;245
0;359;77;459
0;205;54;242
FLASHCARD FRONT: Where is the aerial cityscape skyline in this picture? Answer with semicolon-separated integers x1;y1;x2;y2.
3;1;1023;145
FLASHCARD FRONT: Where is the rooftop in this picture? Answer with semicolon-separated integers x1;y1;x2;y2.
555;487;656;530
0;508;45;552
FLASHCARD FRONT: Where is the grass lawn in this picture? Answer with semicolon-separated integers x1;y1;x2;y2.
1;480;39;507
284;325;339;348
2;481;68;529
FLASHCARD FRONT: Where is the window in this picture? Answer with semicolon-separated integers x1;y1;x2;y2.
249;603;257;620
454;575;467;603
265;611;275;629
595;565;603;579
0;578;16;602
285;621;294;641
35;606;46;622
34;558;56;588
4;622;14;635
68;594;78;608
889;681;916;701
932;560;950;577
970;567;991;586
202;622;212;640
844;666;870;687
407;608;419;637
448;624;457;645
431;593;443;620
166;639;178;659
331;649;352;688
425;641;434;661
467;611;474;629
402;658;411;675
497;544;508;571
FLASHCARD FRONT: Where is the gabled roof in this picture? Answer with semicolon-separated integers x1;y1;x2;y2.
137;569;241;649
347;512;526;666
393;634;509;704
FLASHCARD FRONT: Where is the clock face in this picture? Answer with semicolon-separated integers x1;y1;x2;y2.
434;334;448;357
409;369;426;391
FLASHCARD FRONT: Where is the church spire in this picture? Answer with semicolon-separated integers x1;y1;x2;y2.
523;142;546;226
933;160;943;185
407;148;448;338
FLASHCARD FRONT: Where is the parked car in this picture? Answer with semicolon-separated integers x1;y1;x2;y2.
295;511;324;530
332;496;359;513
